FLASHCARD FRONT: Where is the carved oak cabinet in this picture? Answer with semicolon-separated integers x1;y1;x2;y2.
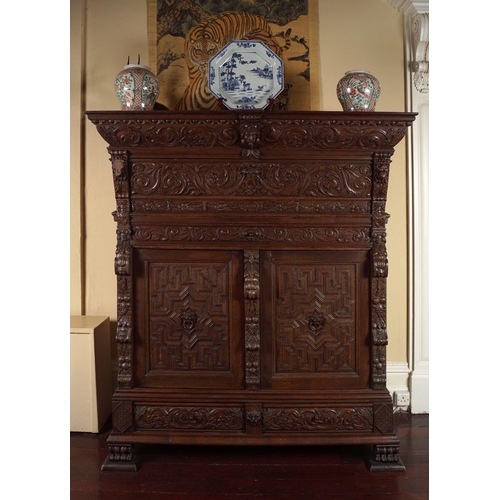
86;110;415;471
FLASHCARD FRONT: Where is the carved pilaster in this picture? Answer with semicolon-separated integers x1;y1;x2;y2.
244;250;260;390
371;152;392;389
110;149;134;390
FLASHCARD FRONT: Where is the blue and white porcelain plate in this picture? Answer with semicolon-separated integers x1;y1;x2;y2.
208;40;284;110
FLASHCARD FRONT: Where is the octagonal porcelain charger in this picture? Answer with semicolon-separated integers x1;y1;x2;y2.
208;40;284;110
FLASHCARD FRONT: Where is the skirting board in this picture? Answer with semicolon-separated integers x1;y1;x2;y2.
386;362;410;397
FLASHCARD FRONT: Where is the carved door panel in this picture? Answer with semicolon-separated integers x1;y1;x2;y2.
261;250;370;390
134;249;245;389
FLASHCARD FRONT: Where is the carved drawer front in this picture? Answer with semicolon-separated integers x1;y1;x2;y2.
261;250;370;390
261;406;374;433
133;249;245;389
129;160;372;215
134;405;245;432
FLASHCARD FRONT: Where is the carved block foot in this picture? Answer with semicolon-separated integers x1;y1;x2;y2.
366;445;406;472
101;445;138;471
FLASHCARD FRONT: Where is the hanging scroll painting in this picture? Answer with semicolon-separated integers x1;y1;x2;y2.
148;0;320;111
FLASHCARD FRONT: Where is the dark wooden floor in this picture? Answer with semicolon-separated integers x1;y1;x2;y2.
70;412;428;499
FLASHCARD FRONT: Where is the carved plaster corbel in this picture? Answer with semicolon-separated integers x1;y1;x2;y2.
411;13;429;93
387;0;429;93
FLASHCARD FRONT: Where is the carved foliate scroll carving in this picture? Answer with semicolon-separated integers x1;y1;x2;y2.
134;406;244;430
130;162;372;198
132;226;371;243
88;113;414;151
244;250;260;390
110;149;134;390
132;199;371;214
92;118;240;148
262;407;373;432
260;119;409;150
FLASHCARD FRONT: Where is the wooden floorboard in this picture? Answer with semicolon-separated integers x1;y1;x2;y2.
70;413;429;499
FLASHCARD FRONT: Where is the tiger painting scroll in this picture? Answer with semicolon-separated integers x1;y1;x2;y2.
148;0;319;111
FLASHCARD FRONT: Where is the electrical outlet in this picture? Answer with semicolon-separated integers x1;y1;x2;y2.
394;391;410;407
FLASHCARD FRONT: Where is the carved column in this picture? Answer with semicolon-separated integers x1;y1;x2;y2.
387;0;429;413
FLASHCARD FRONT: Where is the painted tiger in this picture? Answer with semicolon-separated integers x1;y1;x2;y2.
176;11;291;110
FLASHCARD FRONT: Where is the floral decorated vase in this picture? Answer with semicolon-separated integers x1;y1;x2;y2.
114;64;160;110
336;70;381;112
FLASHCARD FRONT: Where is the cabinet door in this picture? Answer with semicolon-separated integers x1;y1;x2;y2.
261;250;370;390
134;249;244;389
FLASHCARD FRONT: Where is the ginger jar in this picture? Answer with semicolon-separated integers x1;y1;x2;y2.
336;70;381;112
114;64;160;111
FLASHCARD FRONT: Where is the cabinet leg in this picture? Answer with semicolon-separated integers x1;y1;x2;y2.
366;444;406;472
101;444;138;471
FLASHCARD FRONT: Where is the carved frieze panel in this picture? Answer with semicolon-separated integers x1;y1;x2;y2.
93;119;239;149
88;113;415;151
273;264;357;374
132;226;371;243
134;406;244;430
132;199;371;214
130;162;372;198
260;120;410;150
148;262;231;371
262;407;373;432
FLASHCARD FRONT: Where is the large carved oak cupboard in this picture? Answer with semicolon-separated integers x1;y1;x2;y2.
87;110;415;471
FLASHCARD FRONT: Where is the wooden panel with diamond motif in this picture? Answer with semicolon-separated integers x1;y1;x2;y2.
133;248;244;389
261;250;370;390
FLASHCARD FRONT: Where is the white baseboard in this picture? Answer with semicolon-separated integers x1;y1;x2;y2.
409;371;429;414
387;362;410;406
387;361;410;393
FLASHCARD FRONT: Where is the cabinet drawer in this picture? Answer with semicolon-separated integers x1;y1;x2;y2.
134;405;245;432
